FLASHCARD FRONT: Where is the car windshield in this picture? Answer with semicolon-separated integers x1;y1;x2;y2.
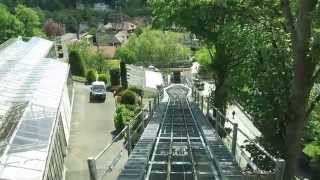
92;85;105;91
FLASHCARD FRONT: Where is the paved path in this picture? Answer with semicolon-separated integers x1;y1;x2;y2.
65;82;125;180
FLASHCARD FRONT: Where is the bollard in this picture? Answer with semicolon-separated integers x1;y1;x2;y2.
275;159;286;180
201;96;204;112
232;123;238;156
127;125;132;155
87;157;97;180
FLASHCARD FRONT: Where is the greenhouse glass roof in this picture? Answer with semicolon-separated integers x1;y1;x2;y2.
0;37;69;180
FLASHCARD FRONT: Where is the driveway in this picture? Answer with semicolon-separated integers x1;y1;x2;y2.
65;82;126;180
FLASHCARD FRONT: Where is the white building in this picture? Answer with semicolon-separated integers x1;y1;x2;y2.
0;37;74;180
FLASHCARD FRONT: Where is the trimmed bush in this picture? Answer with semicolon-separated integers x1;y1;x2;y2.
120;90;137;105
69;50;86;76
128;86;143;97
114;105;135;130
110;69;121;86
98;73;108;84
86;69;97;84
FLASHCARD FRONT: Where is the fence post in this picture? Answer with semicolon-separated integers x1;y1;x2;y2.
87;157;97;180
149;100;152;117
232;123;238;156
275;159;286;180
206;97;210;117
215;111;219;132
127;125;132;155
141;111;145;129
201;95;204;112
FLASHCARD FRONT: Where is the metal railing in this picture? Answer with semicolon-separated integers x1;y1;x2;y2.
191;87;286;180
87;95;161;180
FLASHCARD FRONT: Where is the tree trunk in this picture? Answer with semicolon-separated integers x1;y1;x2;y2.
212;44;229;125
280;1;318;179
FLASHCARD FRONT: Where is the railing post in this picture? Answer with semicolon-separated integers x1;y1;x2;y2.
201;95;204;112
215;111;219;132
127;125;132;155
275;159;286;180
232;123;238;156
149;100;152;117
87;157;97;180
206;97;210;117
196;91;200;104
141;111;144;129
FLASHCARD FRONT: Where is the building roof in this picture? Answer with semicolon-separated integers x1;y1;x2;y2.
113;31;128;44
0;37;69;180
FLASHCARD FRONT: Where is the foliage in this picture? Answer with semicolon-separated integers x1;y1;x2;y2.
113;104;140;131
69;50;86;77
120;61;128;88
43;19;65;37
86;69;97;84
15;4;42;37
116;29;191;66
98;73;108;84
0;4;42;43
128;86;143;97
0;4;23;43
120;90;138;105
109;68;120;86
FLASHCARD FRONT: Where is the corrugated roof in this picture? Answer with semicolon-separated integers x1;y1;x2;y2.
0;37;69;180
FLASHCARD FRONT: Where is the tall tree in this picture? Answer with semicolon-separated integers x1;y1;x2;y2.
280;0;320;179
150;0;242;120
0;4;23;43
15;4;41;37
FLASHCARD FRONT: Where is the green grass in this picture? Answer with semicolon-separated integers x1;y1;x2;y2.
304;142;320;158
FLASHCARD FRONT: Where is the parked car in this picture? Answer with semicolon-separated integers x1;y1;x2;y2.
90;81;106;101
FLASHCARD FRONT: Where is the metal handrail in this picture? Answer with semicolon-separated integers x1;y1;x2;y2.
191;87;285;180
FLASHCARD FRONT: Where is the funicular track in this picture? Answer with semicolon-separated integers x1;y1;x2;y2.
145;85;221;180
118;85;241;180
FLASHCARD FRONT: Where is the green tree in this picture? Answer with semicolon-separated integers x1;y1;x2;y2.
150;0;242;118
15;4;42;37
116;29;190;66
0;4;23;43
69;50;86;77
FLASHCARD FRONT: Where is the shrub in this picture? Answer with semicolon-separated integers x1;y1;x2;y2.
86;69;97;84
128;86;143;97
98;73;108;84
110;68;120;86
120;90;137;105
69;50;86;76
120;61;128;88
114;105;135;130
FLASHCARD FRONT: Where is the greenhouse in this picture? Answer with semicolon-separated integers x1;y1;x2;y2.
0;37;73;180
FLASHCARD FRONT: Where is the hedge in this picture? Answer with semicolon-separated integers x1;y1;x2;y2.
120;90;137;105
86;69;97;84
69;50;86;76
110;68;120;86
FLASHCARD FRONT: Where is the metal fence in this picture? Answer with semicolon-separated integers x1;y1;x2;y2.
87;95;161;180
191;88;285;180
